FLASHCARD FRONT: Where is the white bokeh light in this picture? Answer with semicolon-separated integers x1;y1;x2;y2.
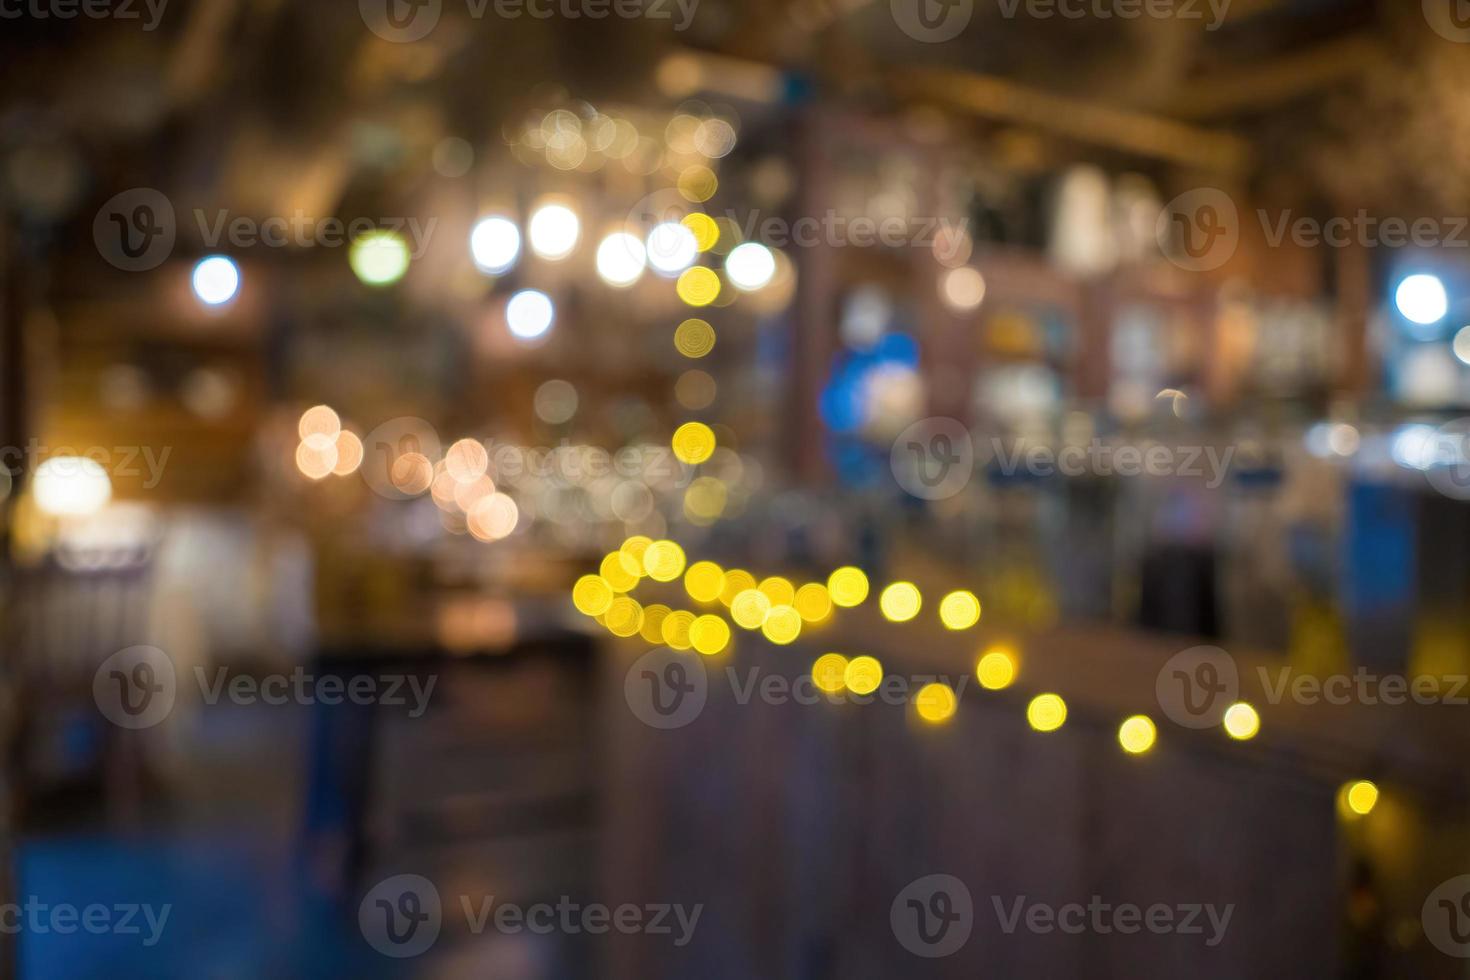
595;232;647;287
192;256;240;306
528;203;580;260
725;242;776;291
470;216;521;274
645;221;697;276
1395;274;1448;326
506;289;555;340
34;457;112;516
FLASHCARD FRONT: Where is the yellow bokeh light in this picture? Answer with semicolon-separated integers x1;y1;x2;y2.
619;535;652;576
720;569;756;606
914;682;958;724
605;596;644;637
674;318;716;358
976;648;1018;690
812;653;848;694
1118;715;1157;755
1222;702;1260;741
672;421;716;465
1027;693;1067;732
390;453;433;495
730;588;771;630
758;576;795;607
682;212;720;252
661;610;695;650
844;656;883;696
793;583;832;624
827;566;870;608
938;590;982;630
683;476;727;524
675;369;717;410
640;604;672;644
761;605;802;645
572;575;614;617
677;164;718;203
689;614;731;655
601;552;640;593
676;266;721;306
879;582;922;623
1339;780;1379;818
642;539;687;582
684;561;726;603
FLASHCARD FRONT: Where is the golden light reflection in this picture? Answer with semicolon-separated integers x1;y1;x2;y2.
812;653;849;694
976;648;1018;690
605;596;645;637
389;452;433;495
758;576;795;607
661;610;695;650
676;266;721;306
677;165;718;203
1339;780;1379;818
827;567;870;608
914;683;958;724
720;569;756;606
793;583;832;624
572;574;615;616
1118;715;1157;755
601;552;640;593
295;438;337;481
642;539;687;582
619;535;653;576
445;438;489;482
673;318;716;358
938;590;981;630
683;477;727;523
879;582;922;623
1027;693;1067;732
466;493;517;541
298;405;341;442
689;614;731;655
761;605;801;645
682;212;720;252
844;655;883;696
640;604;672;644
684;561;726;604
1222;702;1261;741
730;588;771;630
671;422;716;465
675;370;717;410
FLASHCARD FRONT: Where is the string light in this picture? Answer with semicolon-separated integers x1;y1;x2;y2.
938;590;981;630
914;683;958;724
827;567;870;608
976;648;1017;690
879;582;922;622
192;255;241;305
1222;702;1260;740
1339;780;1379;818
812;653;849;694
844;656;883;696
1118;715;1157;755
1027;693;1067;732
470;216;521;274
